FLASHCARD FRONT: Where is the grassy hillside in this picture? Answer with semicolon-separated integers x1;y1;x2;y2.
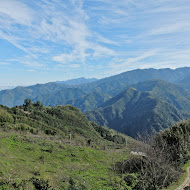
0;130;131;189
0;103;135;189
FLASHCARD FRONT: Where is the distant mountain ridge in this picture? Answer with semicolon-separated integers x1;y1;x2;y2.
0;82;68;107
0;86;16;91
1;67;190;108
79;67;190;95
56;77;98;85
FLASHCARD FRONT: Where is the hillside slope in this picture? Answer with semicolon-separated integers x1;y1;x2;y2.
34;90;111;112
178;75;190;91
33;88;87;107
0;103;135;189
132;80;190;113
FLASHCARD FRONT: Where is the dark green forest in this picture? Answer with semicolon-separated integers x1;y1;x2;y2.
86;80;190;137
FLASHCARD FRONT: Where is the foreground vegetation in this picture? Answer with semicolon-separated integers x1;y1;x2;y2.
1;100;190;189
0;101;134;189
0;129;131;189
116;120;190;189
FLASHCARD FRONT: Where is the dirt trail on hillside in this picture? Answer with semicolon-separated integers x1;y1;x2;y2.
175;166;190;190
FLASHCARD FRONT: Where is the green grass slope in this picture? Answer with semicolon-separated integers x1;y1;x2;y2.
0;103;135;189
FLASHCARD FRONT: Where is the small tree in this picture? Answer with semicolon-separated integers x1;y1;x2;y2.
117;133;181;189
34;101;41;107
24;99;31;107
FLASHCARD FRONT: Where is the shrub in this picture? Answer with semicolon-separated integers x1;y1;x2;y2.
30;177;53;190
68;177;87;190
0;108;14;123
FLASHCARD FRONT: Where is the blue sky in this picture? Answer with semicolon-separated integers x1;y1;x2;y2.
0;0;190;87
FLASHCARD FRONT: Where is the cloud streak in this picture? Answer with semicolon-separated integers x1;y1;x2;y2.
0;0;190;85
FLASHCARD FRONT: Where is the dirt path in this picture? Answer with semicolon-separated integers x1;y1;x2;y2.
175;166;190;190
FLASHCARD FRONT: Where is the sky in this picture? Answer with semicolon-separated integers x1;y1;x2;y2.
0;0;190;87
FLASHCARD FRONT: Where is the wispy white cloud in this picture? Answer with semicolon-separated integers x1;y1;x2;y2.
109;50;159;72
0;0;190;85
0;31;34;56
69;64;81;68
0;0;34;25
95;34;119;46
26;69;35;72
7;55;44;69
0;62;10;65
52;51;79;64
149;22;190;36
148;6;190;14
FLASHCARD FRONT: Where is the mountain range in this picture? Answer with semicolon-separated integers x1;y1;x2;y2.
86;80;190;137
1;67;190;137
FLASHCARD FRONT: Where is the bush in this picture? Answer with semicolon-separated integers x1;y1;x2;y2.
68;177;87;190
0;108;14;123
30;177;53;190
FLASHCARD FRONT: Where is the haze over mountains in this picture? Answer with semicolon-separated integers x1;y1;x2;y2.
1;67;190;137
56;77;98;85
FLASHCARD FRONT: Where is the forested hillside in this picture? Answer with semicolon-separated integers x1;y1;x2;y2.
86;80;190;137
